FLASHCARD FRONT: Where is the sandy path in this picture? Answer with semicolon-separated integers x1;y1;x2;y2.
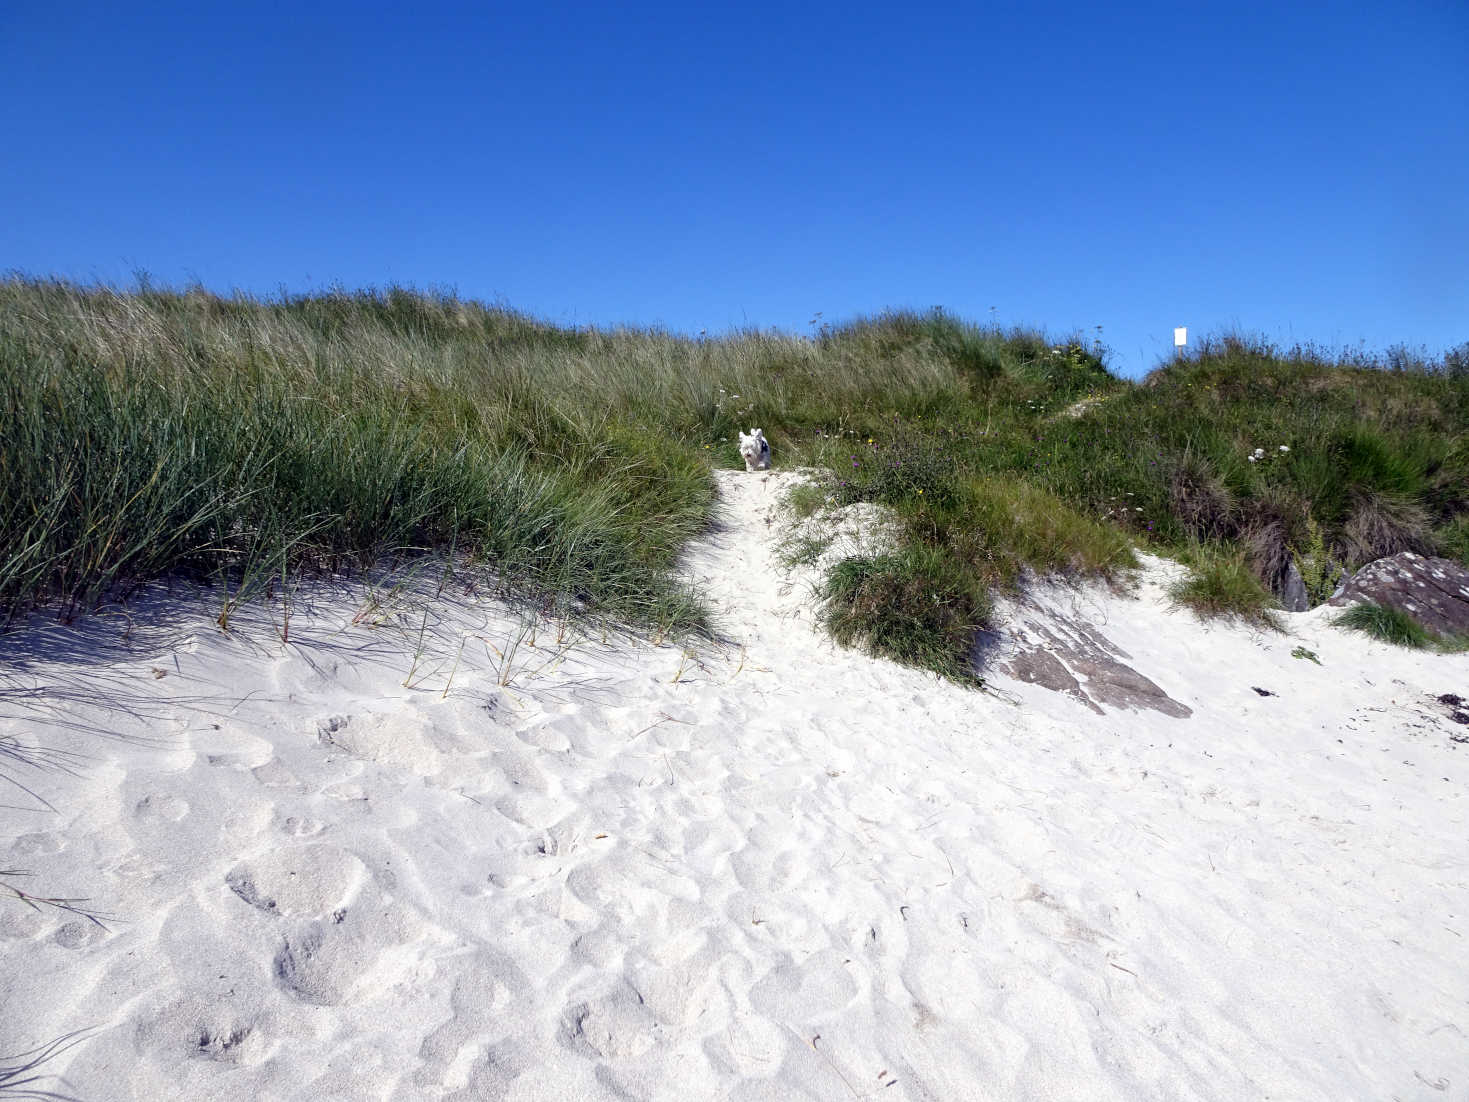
0;469;1465;1100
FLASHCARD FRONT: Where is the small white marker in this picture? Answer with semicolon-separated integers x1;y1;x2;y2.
1174;326;1188;348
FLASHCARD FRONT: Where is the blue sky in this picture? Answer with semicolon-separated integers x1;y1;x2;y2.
3;1;1465;377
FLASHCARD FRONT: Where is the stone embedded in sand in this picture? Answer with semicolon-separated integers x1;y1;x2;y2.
1003;648;1102;714
987;607;1192;718
225;844;368;918
1330;553;1469;638
1279;560;1311;612
1070;654;1193;718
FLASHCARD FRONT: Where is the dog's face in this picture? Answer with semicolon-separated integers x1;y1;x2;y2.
738;428;770;470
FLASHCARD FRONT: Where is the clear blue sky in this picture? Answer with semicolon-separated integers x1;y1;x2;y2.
3;1;1465;377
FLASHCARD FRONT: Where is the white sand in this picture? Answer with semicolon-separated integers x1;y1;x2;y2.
2;469;1466;1100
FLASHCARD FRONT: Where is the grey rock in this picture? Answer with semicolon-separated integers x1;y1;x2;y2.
1279;560;1310;612
1328;552;1469;638
1005;647;1102;714
983;601;1192;718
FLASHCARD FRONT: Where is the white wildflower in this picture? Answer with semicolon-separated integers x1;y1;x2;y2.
1279;445;1290;453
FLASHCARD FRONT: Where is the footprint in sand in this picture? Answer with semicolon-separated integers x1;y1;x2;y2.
679;817;744;865
225;844;368;918
513;719;573;753
316;712;448;778
481;837;568;890
276;813;326;837
442;1033;545;1099
132;995;275;1066
560;979;662;1061
622;941;726;1029
729;844;801;893
1094;819;1165;859
250;757;305;791
489;747;551;792
199;728;274;771
704;1012;788;1079
0;906;47;940
9;832;63;857
413;950;531;1092
1014;881;1105;946
748;948;859;1020
53;919;108;950
134;794;190;822
565;851;700;924
273;900;426;1006
493;790;575;830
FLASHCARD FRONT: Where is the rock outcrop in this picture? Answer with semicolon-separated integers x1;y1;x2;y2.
1278;560;1310;612
978;599;1193;718
1329;552;1469;638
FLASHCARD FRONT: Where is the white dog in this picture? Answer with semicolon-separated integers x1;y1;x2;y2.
738;428;771;472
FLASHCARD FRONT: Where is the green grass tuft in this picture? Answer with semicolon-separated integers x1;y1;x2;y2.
820;548;987;685
781;482;829;520
1169;544;1283;629
1435;515;1469;569
1333;601;1435;648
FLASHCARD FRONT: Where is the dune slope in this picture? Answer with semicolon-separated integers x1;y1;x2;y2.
1;469;1466;1101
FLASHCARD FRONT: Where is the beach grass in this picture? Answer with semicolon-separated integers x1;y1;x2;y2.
1334;601;1435;648
2;278;1466;683
820;547;987;686
1333;600;1468;652
0;279;714;636
1168;543;1283;629
0;1027;91;1101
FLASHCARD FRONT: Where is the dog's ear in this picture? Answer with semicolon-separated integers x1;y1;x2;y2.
752;428;763;438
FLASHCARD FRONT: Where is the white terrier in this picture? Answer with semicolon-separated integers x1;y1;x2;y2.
738;428;771;472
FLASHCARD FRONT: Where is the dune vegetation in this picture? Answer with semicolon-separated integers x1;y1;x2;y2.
2;277;1466;678
1333;601;1468;652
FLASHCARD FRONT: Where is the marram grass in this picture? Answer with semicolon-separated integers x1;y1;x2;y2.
2;278;1466;685
1332;601;1469;651
1169;543;1283;630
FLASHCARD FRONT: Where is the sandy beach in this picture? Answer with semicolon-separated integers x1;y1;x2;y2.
2;469;1466;1100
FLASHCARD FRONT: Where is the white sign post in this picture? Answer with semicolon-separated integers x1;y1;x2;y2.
1173;327;1187;349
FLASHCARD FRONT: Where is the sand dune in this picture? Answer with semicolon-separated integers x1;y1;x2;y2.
2;469;1465;1100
